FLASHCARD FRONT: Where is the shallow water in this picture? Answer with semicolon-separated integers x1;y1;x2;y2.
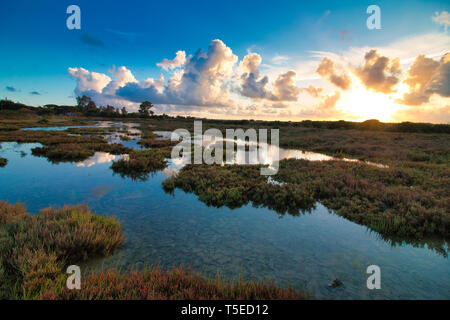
156;130;388;173
0;126;448;300
22;125;93;131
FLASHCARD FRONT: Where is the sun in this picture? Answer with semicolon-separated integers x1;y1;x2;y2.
338;77;407;122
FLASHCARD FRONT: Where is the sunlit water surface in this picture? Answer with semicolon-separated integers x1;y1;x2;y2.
0;124;448;299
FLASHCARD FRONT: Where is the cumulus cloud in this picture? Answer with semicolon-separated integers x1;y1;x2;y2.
397;53;450;105
68;66;139;109
432;11;450;32
102;66;137;95
294;90;348;120
238;53;270;99
66;36;449;121
298;82;342;118
316;57;351;90
271;71;300;101
68;67;111;95
354;50;401;93
319;91;341;110
117;39;238;107
301;84;323;98
156;50;187;70
238;53;300;101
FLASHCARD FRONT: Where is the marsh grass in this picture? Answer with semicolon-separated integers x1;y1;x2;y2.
276;127;450;164
0;202;124;299
32;142;130;163
1;118;449;256
111;148;171;181
0;129;131;163
42;265;308;300
0;201;27;225
138;138;177;148
0;201;308;300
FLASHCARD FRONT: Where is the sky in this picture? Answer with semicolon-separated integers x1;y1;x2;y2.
0;0;449;123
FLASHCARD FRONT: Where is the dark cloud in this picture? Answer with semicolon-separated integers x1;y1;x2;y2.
80;33;104;47
30;91;41;95
239;53;300;101
5;86;17;92
354;50;401;93
239;53;270;99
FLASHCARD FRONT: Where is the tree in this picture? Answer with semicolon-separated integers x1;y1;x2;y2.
121;107;128;116
105;105;116;114
139;101;154;117
76;95;91;109
76;95;98;113
86;100;97;112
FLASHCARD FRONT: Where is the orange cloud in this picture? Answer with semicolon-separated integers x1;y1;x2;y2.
316;57;351;90
397;53;450;105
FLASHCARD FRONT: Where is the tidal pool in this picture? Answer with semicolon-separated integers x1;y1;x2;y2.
156;130;388;175
0;128;448;300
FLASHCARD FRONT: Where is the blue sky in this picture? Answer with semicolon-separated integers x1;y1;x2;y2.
0;0;449;122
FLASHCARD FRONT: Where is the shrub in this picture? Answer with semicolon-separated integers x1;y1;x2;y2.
111;149;170;181
0;201;27;225
0;203;124;298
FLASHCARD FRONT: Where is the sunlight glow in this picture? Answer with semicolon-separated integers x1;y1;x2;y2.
339;76;408;122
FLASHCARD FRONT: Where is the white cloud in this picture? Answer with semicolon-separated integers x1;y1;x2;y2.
118;39;238;107
432;11;450;32
271;54;290;65
68;34;450;121
156;50;187;71
68;67;111;94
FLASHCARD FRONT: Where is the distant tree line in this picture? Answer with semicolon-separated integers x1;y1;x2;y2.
0;98;449;133
0;96;164;119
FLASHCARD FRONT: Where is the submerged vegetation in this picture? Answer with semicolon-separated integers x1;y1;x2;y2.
0;157;7;167
0;201;307;300
163;159;449;255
